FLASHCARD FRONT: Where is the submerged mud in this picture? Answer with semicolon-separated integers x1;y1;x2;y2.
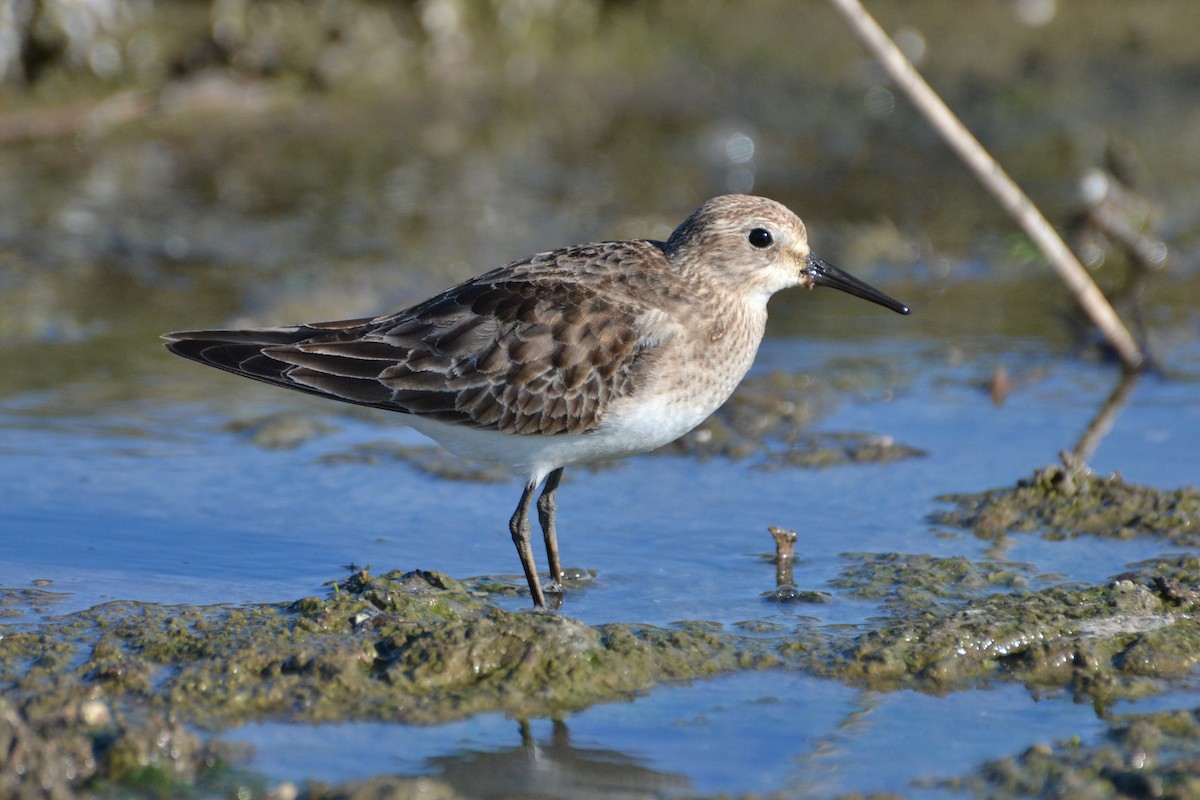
662;368;924;468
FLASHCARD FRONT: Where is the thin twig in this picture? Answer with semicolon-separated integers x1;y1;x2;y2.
828;0;1144;369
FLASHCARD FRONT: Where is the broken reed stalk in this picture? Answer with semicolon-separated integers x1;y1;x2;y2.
828;0;1144;370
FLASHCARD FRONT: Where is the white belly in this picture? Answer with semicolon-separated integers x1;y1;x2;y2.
403;390;711;488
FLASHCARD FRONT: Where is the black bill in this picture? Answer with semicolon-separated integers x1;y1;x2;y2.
804;255;909;315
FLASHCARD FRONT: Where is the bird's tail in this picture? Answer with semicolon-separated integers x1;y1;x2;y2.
162;320;391;406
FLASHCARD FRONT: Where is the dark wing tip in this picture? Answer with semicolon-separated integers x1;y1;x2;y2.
161;326;416;414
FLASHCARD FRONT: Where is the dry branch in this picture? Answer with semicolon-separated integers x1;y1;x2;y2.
829;0;1144;369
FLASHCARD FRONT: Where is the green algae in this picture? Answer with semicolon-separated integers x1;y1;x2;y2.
789;554;1200;705
939;708;1200;799
0;569;777;796
934;465;1200;546
0;691;257;800
765;432;926;469
4;552;1199;796
151;569;774;727
4;487;1198;797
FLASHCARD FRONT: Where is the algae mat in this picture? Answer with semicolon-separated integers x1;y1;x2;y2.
4;485;1199;799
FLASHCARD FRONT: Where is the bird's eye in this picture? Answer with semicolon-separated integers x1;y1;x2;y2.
748;227;773;249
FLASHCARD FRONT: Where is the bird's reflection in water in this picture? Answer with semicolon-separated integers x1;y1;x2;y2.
427;718;690;800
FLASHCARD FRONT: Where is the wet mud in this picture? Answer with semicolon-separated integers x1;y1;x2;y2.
1;570;776;797
940;707;1200;799
935;464;1200;548
5;527;1198;797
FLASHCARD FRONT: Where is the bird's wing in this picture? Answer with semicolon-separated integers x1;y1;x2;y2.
163;241;681;435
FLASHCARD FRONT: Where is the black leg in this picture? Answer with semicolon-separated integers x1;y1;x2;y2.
536;468;565;594
509;482;546;609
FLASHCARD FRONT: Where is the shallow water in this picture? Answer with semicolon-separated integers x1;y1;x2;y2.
223;676;1107;799
3;1;1200;796
5;334;1196;626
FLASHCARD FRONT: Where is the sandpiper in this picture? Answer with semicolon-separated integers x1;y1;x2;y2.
164;195;909;608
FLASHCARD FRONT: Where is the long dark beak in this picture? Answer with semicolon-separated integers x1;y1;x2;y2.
805;255;910;315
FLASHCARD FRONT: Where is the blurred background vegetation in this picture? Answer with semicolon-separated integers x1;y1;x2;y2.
1;0;1197;393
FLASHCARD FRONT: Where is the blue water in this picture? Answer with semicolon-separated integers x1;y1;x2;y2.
224;674;1105;798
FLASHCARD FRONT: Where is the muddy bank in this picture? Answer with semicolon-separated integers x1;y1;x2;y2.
797;553;1200;702
799;470;1200;700
2;569;775;730
1;569;778;797
935;464;1200;547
